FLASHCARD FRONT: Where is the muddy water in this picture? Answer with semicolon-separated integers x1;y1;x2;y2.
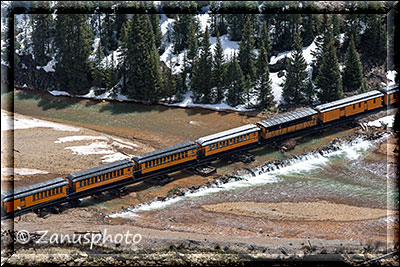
11;90;260;148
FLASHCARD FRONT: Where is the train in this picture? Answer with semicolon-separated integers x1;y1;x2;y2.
1;84;398;218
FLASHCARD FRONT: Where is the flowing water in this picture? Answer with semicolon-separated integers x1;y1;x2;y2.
110;134;397;219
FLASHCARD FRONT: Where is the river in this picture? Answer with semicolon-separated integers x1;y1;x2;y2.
6;89;398;243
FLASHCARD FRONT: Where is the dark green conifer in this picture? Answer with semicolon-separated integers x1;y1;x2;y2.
282;30;308;104
255;40;272;107
316;38;343;103
342;35;364;92
212;33;225;103
191;27;212;103
239;16;256;79
54;14;93;94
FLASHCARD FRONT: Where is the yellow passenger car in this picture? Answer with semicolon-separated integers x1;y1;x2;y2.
380;84;399;105
132;142;198;175
1;177;68;215
256;108;318;139
315;90;384;123
196;124;260;157
66;159;134;193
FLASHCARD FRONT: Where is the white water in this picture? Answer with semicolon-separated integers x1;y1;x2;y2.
108;136;377;219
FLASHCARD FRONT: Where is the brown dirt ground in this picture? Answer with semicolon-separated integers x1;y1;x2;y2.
1;109;399;260
201;201;398;222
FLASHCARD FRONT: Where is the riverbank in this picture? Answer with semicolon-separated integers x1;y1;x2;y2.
1;98;398;265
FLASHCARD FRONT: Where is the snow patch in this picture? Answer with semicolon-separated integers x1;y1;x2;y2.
270;37;318;65
36;58;57;72
386;70;397;86
57;134;137;163
1;110;80;132
169;91;252;112
367;115;394;128
270;71;285;106
1;168;49;176
55;135;108;143
49;90;71;96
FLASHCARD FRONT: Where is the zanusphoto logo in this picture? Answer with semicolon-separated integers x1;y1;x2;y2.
16;229;142;249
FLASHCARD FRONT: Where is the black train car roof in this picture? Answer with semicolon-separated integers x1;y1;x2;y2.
314;90;383;113
379;83;399;95
195;124;260;146
1;177;68;201
66;159;134;182
132;142;198;164
256;108;317;129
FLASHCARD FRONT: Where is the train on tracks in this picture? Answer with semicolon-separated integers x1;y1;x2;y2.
1;84;398;218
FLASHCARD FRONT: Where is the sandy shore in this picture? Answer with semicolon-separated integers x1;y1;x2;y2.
202;201;398;222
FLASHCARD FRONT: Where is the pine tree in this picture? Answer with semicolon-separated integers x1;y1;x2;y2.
54;14;93;94
31;3;54;66
148;3;163;51
186;18;198;60
226;54;245;107
119;11;161;101
258;22;271;58
238;16;256;79
209;2;228;36
173;14;198;53
363;14;387;66
316;38;343;103
92;41;105;88
303;78;315;105
342;35;364;92
301;14;316;47
311;16;333;80
191;27;212;103
343;13;361;51
212;33;225;103
282;30;308;104
242;75;254;108
160;57;176;101
225;13;245;41
255;40;272;107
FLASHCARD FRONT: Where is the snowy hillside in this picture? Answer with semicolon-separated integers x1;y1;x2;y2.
5;2;397;112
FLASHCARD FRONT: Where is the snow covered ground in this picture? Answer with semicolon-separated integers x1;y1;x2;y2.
12;12;396;113
169;91;251;112
1;110;80;132
367;115;395;128
1;168;49;176
386;70;397;86
54;135;137;163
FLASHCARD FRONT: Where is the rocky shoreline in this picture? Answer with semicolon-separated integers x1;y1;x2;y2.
117;129;391;211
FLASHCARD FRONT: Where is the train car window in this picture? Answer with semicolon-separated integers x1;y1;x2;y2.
353;104;355;109
80;181;83;187
33;194;36;201
359;103;361;108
